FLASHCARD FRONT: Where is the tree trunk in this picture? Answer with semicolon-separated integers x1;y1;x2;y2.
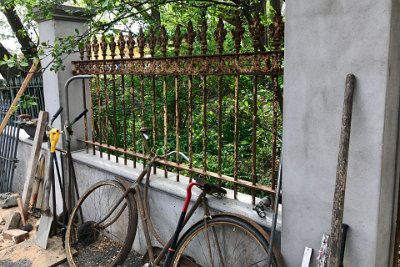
1;2;37;60
0;42;20;79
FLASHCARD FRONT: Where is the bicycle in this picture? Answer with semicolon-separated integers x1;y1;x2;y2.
65;128;283;267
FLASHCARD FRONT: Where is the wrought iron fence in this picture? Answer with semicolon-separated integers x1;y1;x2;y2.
73;13;284;203
0;74;44;193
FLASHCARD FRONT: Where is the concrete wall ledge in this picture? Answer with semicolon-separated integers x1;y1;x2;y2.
70;148;282;232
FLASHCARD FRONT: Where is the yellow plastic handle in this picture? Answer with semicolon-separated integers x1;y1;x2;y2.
49;128;60;153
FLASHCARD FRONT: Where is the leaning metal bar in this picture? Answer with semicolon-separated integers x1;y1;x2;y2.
88;77;96;155
81;79;89;153
271;76;279;190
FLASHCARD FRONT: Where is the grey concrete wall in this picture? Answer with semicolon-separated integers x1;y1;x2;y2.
283;0;400;266
12;137;282;254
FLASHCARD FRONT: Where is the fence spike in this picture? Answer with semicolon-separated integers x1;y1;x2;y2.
127;31;135;59
92;36;100;60
270;10;284;50
159;25;168;57
101;35;107;59
118;32;126;59
186;21;196;55
79;43;84;61
250;14;264;52
138;27;145;58
199;20;208;54
232;13;244;53
173;25;183;56
85;41;91;60
214;17;227;54
149;28;156;57
110;35;116;59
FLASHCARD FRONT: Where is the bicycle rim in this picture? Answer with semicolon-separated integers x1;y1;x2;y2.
172;215;279;267
65;180;138;267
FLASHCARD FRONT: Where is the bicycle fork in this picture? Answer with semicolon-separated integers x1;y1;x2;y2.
163;182;201;267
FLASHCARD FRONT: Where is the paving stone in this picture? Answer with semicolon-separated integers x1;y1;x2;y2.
4;211;21;231
3;229;29;244
0;193;19;208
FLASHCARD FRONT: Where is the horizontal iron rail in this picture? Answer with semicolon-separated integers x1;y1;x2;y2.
80;139;275;194
72;51;283;76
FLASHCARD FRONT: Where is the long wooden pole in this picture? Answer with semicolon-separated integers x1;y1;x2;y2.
328;74;356;266
0;58;39;135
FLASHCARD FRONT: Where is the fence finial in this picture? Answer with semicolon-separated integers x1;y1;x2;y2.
199;20;208;55
214;17;227;54
186;21;196;55
127;31;135;59
138;27;145;58
92;36;99;60
101;35;107;59
110;35;116;59
85;41;91;60
232;12;244;53
159;25;168;57
118;32;126;59
250;14;264;52
149;28;156;57
173;25;183;56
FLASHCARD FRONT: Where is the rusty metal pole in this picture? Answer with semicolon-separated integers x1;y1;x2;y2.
328;74;356;267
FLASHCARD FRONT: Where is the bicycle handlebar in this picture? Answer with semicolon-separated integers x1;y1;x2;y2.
166;151;189;162
50;106;63;126
70;109;88;126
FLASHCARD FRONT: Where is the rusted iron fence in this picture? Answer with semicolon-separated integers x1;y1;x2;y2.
73;13;284;203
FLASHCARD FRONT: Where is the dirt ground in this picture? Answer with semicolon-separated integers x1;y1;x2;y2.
0;207;143;267
0;206;68;266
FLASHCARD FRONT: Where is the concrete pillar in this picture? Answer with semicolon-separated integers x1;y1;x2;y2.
36;5;91;150
282;0;400;266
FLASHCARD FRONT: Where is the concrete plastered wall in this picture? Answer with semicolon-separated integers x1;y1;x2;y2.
283;0;400;266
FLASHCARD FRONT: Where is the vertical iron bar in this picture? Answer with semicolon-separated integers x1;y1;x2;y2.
251;75;258;205
217;75;223;179
122;74;127;165
188;76;193;182
96;76;103;157
163;76;168;178
271;76;279;190
152;76;156;174
112;74;118;163
140;75;145;167
202;76;207;173
175;76;180;181
104;74;110;160
131;77;137;168
234;76;239;199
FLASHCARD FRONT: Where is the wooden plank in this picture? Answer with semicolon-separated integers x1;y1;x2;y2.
21;111;49;213
0;59;39;135
328;74;356;266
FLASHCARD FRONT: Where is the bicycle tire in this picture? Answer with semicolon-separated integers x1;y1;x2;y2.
65;179;138;267
171;215;281;267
